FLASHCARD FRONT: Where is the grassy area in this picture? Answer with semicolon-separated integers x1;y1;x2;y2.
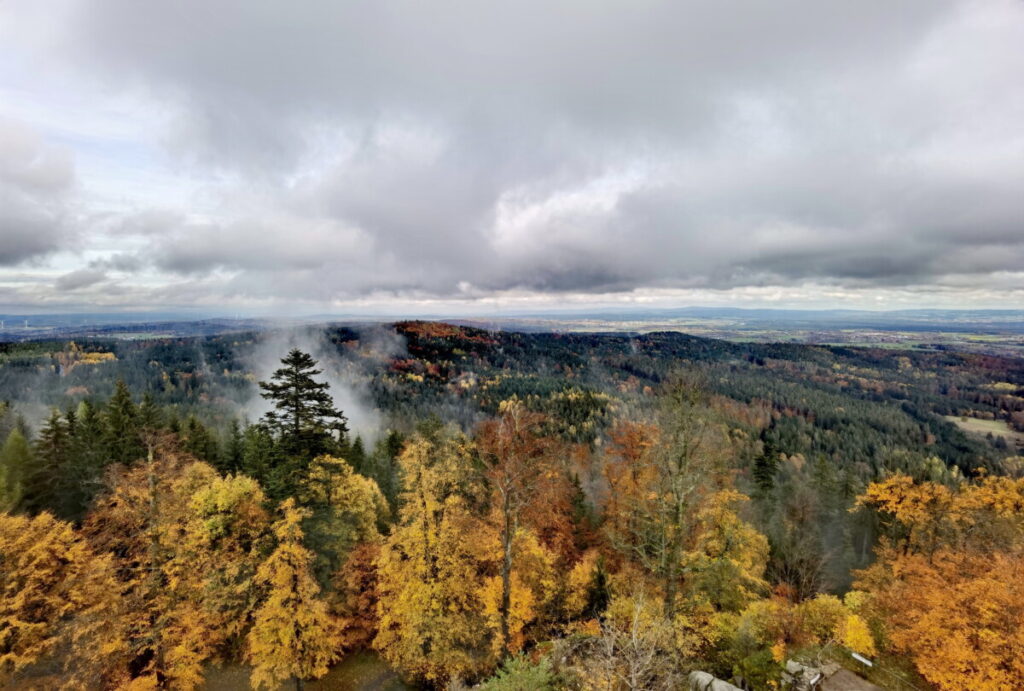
944;415;1024;446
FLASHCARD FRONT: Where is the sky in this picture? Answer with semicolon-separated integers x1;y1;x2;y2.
1;0;1023;316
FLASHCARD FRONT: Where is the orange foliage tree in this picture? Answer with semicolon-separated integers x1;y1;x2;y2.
856;474;1024;690
476;398;561;656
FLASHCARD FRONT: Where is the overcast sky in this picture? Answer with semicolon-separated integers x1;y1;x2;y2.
1;1;1022;315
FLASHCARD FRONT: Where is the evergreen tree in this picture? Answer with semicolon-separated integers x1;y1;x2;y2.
368;430;404;509
348;436;367;474
105;379;143;465
259;349;348;460
0;428;32;513
137;391;163;431
67;401;108;519
28;410;70;515
64;405;78;438
183;415;219;464
241;423;287;498
222;418;245;474
256;350;348;497
753;428;780;494
0;402;11;444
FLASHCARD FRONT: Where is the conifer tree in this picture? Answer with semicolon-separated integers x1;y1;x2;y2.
241;422;279;485
349;435;367;474
753;428;779;494
105;379;143;465
247;498;340;690
138;391;163;431
28;410;70;515
67;400;107;518
0;428;32;513
367;431;404;509
183;415;219;464
259;349;347;460
0;402;11;445
222;419;245;474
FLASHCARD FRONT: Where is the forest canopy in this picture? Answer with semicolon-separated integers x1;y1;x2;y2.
1;324;1022;690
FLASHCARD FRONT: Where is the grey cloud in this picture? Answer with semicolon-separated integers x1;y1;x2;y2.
0;120;74;266
149;216;372;275
56;268;107;291
90;253;145;272
0;191;65;265
3;0;1023;304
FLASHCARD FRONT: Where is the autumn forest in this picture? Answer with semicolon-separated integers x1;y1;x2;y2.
1;322;1022;690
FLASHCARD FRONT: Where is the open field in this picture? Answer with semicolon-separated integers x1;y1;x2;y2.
944;416;1024;448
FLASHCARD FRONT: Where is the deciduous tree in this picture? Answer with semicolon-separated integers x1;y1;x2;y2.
247;498;340;691
0;512;121;688
477;399;560;656
374;427;492;685
298;454;388;580
855;474;1024;690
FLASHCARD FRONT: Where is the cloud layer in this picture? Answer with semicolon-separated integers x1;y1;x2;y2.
1;0;1022;311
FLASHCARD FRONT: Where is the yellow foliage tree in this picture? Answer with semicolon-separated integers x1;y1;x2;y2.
374;428;493;685
247;498;341;690
0;512;121;688
838;614;876;657
162;473;272;687
79;444;217;687
684;489;769;613
79;439;272;689
564;549;603;620
479;528;558;656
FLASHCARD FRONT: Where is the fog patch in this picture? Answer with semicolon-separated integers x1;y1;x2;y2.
240;324;401;444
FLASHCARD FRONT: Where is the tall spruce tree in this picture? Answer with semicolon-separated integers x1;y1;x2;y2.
183;415;219;464
137;392;163;431
753;428;780;494
28;410;70;515
259;349;348;461
56;401;107;519
222;419;245;474
105;379;143;465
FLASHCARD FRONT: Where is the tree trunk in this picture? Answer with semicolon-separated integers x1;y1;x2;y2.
499;494;513;657
663;570;678;620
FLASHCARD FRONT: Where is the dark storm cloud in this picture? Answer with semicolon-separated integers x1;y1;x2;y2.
5;0;1023;304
